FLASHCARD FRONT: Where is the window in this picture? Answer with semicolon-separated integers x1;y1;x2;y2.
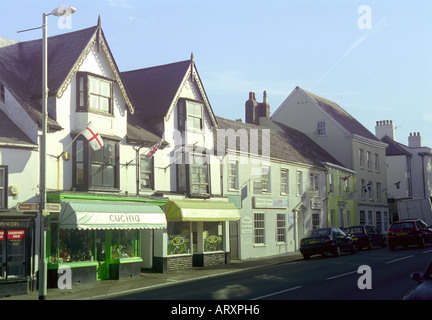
366;151;371;170
0;83;4;103
310;173;319;191
328;173;334;194
190;155;209;194
276;214;286;243
376;211;382;233
296;171;303;195
77;72;113;114
178;99;203;132
0;166;7;209
260;166;270;192
368;181;373;200
317;121;326;136
167;222;191;255
383;211;389;231
330;209;335;227
374;153;380;172
359;210;366;225
203;222;223;252
361;179;366;200
368;210;373;225
112;230;140;259
228;160;239;190
359;149;364;168
140;156;154;190
177;152;210;195
312;213;320;229
254;213;265;244
56;229;95;263
73;137;119;191
280;169;289;194
376;182;382;202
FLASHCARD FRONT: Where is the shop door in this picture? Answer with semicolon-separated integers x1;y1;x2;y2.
7;230;26;277
96;231;109;280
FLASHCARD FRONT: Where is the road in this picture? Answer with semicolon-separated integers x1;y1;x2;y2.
109;245;432;300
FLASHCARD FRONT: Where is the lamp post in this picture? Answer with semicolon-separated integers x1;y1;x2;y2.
17;5;77;300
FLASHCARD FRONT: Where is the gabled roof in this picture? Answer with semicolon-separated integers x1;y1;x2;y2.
381;135;412;157
0;109;36;147
121;58;217;138
0;21;134;130
215;116;344;169
297;87;380;142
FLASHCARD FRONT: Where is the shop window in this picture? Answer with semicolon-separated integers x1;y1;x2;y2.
111;230;139;259
167;222;191;255
57;229;95;263
77;72;113;115
73;137;119;191
203;222;223;252
0;166;7;209
0;230;26;278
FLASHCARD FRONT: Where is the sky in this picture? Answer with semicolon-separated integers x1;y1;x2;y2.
1;0;432;147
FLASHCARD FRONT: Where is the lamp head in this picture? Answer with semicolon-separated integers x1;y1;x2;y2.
51;5;77;17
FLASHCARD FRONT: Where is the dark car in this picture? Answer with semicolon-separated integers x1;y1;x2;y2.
403;259;432;300
300;227;356;260
387;219;432;250
345;225;386;250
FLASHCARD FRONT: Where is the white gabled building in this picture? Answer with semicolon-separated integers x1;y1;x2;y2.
272;87;389;232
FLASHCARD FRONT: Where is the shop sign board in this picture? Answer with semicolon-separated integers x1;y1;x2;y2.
8;230;25;240
253;197;288;209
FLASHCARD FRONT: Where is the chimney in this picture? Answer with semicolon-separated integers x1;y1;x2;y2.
375;120;395;140
245;91;270;125
408;132;422;148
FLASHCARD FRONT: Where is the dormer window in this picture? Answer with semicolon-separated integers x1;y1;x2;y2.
77;72;113;115
178;99;203;132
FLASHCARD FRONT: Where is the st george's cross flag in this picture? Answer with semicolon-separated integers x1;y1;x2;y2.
145;141;161;159
81;122;104;151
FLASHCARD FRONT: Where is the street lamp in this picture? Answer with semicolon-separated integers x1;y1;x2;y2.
18;5;76;300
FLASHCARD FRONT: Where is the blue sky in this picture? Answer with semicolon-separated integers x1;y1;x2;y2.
2;0;432;146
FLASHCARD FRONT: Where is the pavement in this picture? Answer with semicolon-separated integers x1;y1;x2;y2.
0;252;303;300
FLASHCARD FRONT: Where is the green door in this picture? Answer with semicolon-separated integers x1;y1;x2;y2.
96;230;109;280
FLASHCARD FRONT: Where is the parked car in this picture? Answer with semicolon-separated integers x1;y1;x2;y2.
300;227;356;260
345;225;386;250
403;259;432;300
387;219;432;250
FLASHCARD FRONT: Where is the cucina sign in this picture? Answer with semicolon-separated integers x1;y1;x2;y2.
109;214;141;223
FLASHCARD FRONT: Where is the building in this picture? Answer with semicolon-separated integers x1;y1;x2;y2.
272;87;388;232
0;20;172;293
375;120;432;224
214;92;355;260
121;56;240;272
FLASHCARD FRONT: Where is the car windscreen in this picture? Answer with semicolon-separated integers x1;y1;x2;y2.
390;222;414;230
305;229;331;238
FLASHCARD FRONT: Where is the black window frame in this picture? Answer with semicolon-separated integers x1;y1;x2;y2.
176;151;210;197
72;136;120;192
0;166;7;210
76;72;114;116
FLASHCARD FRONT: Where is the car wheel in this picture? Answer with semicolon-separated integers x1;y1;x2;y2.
334;244;341;257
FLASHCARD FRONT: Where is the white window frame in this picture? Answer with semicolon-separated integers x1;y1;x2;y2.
280;169;289;195
228;159;239;190
317;120;326;136
276;213;286;243
254;213;265;245
296;171;303;196
309;173;319;191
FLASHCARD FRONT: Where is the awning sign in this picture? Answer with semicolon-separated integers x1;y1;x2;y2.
7;230;25;240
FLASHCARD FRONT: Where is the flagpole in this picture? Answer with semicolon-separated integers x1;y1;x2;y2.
56;131;83;159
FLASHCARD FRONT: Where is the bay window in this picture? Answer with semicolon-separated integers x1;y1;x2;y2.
77;72;113;115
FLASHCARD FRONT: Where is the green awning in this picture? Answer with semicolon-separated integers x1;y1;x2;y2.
58;200;167;230
165;200;240;222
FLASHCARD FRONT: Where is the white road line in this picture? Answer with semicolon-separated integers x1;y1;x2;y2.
326;270;357;280
251;286;303;300
422;249;432;254
385;255;414;264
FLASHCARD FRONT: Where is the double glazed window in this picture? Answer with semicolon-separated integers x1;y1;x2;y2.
77;72;113;114
74;137;119;191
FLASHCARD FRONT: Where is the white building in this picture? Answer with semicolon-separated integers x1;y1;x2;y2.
272;87;389;232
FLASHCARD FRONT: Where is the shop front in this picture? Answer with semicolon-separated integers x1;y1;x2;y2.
47;200;166;287
0;212;35;297
154;200;240;272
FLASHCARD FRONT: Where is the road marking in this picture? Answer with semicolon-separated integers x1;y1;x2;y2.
422;249;432;254
251;286;302;300
385;255;414;264
326;270;357;280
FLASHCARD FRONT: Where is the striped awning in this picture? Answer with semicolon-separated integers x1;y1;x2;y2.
165;200;240;222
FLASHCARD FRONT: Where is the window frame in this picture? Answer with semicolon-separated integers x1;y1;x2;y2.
254;213;265;245
280;168;289;195
73;136;120;192
76;72;114;116
177;98;204;132
317;120;326;136
0;166;7;210
276;213;286;243
228;159;239;191
140;156;154;190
